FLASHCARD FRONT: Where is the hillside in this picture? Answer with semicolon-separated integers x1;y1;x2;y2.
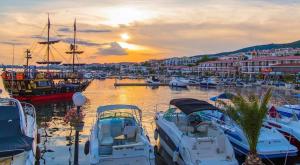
194;40;300;58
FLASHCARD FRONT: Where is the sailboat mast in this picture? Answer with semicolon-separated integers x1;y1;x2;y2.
73;19;76;73
47;14;50;72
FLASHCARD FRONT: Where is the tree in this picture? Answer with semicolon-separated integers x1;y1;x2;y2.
196;55;218;65
218;88;272;165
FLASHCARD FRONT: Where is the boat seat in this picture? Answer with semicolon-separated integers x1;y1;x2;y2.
123;126;136;139
99;124;113;146
110;119;123;137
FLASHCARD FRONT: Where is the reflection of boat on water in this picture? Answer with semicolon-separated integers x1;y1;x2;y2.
154;98;238;165
1;16;90;102
0;98;38;165
87;104;155;165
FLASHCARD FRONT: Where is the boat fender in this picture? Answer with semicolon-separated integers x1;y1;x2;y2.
36;146;41;160
37;133;41;144
172;147;179;162
154;129;158;140
84;140;90;155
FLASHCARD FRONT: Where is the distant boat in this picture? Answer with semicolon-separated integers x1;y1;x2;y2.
146;76;160;85
200;78;218;88
0;98;38;165
169;77;188;88
87;104;155;165
154;98;238;165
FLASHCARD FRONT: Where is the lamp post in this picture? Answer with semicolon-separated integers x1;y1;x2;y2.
72;92;86;165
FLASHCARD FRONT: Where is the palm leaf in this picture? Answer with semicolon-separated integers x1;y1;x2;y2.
222;88;273;154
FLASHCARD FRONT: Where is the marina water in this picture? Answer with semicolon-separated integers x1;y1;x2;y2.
1;79;299;165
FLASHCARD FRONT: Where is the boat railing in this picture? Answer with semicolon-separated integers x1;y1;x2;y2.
21;102;37;122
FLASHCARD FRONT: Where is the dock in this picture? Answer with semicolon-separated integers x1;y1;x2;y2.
114;83;169;86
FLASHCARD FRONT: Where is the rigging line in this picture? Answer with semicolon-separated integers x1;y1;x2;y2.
49;46;55;61
32;45;46;61
50;45;68;62
30;24;47;51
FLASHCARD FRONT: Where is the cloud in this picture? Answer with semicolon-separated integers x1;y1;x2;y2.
98;42;127;55
58;27;111;33
0;40;27;45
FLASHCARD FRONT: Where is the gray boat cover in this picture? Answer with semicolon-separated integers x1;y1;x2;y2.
0;106;33;157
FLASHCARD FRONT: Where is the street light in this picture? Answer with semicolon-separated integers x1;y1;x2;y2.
72;92;86;165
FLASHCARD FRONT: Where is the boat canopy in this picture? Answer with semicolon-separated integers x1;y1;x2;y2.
97;104;141;114
210;92;235;101
0;104;33;157
170;98;219;115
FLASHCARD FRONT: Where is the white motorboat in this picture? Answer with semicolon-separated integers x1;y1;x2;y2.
146;76;160;86
154;98;238;165
276;104;300;118
200;109;298;160
264;106;300;150
0;98;38;165
87;104;155;165
169;77;188;88
200;78;218;88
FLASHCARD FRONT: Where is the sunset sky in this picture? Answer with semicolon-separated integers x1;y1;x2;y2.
1;0;300;65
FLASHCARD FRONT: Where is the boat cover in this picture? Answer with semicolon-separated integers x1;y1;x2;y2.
210;92;235;101
170;98;219;115
0;106;33;157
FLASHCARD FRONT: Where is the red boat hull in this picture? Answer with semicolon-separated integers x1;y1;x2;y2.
13;92;75;102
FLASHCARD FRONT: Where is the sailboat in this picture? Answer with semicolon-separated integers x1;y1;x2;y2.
1;16;90;102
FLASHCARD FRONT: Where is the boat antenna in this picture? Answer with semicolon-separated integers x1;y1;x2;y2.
10;44;15;96
25;49;32;76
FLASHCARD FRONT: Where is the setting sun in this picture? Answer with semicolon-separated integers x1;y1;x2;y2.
120;33;130;41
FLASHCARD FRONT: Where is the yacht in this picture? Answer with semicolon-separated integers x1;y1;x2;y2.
276;104;300;118
169;77;188;88
200;78;218;88
146;76;160;86
200;109;298;160
154;98;238;165
0;98;38;165
87;104;155;165
265;106;300;149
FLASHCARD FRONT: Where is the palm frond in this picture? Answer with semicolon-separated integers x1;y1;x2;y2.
221;88;273;154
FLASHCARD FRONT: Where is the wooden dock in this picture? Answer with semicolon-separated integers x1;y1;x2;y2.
114;83;169;86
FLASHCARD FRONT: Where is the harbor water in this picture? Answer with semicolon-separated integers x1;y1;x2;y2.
1;79;299;165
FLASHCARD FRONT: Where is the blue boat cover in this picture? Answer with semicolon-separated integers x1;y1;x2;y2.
0;105;33;157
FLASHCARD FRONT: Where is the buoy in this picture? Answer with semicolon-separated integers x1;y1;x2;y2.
84;140;90;155
172;148;179;162
36;146;41;160
154;129;158;140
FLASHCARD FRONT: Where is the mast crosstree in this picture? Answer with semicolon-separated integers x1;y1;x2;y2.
65;19;84;73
